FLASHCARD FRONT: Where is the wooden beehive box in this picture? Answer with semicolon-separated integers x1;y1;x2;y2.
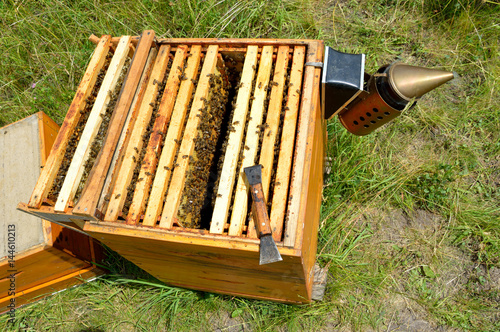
18;31;325;303
1;112;104;313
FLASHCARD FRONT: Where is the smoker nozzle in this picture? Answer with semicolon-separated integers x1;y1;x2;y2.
322;46;455;136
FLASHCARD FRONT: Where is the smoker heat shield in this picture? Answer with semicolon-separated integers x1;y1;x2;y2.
321;47;365;119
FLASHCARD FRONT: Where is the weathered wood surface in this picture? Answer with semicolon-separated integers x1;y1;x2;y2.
228;45;274;236
127;45;188;225
54;36;132;212
210;45;259;234
269;46;305;241
73;31;156;218
142;45;202;227
28;36;112;209
160;45;220;229
104;44;171;222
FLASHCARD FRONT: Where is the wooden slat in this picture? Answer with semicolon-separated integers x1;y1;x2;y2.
284;42;323;247
142;45;202;227
27;36;111;208
104;44;172;222
0;246;89;299
126;45;188;224
159;45;220;229
247;45;290;238
73;30;156;218
228;45;274;236
209;46;259;234
54;36;132;212
269;46;305;241
96;48;157;213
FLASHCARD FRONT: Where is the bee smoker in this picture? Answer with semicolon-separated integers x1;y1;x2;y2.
321;47;455;135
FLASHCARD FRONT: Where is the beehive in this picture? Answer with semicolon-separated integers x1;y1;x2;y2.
18;31;325;303
1;112;103;313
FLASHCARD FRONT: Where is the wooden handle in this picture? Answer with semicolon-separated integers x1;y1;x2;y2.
248;182;272;237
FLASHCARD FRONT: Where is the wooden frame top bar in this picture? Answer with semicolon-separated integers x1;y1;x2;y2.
90;35;320;48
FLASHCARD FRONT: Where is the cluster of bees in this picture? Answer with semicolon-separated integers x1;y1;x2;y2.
75;57;132;201
48;52;113;202
177;72;229;228
122;58;173;216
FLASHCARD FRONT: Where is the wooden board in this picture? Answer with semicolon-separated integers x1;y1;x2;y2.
284;41;323;247
269;46;306;241
126;45;188;224
210;45;259;234
0;266;101;314
142;45;202;227
0;246;103;313
83;221;311;303
0;246;89;299
54;36;132;212
160;45;220;229
73;30;156;218
228;45;274;236
28;36;111;209
247;45;289;238
104;44;172;222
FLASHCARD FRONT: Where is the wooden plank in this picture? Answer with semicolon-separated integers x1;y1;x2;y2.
210;45;259;234
104;44;172;222
228;45;274;236
0;266;102;314
159;45;220;229
54;36;132;212
126;45;188;224
284;41;323;247
96;48;157;214
247;46;289;238
142;46;202;227
82;222;310;303
37;111;60;245
28;36;111;208
269;46;306;241
0;246;89;299
300;83;324;297
73;30;156;218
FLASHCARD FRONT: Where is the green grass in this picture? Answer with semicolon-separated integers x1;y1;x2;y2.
1;0;499;331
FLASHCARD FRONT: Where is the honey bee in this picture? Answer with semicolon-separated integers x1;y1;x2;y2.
115;194;121;199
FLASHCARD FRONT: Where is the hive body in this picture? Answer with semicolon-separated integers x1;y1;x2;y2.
18;33;325;303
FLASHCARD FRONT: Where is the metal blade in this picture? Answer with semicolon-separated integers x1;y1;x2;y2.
259;235;283;265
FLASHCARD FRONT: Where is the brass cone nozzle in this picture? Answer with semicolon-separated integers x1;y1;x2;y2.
388;63;456;101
